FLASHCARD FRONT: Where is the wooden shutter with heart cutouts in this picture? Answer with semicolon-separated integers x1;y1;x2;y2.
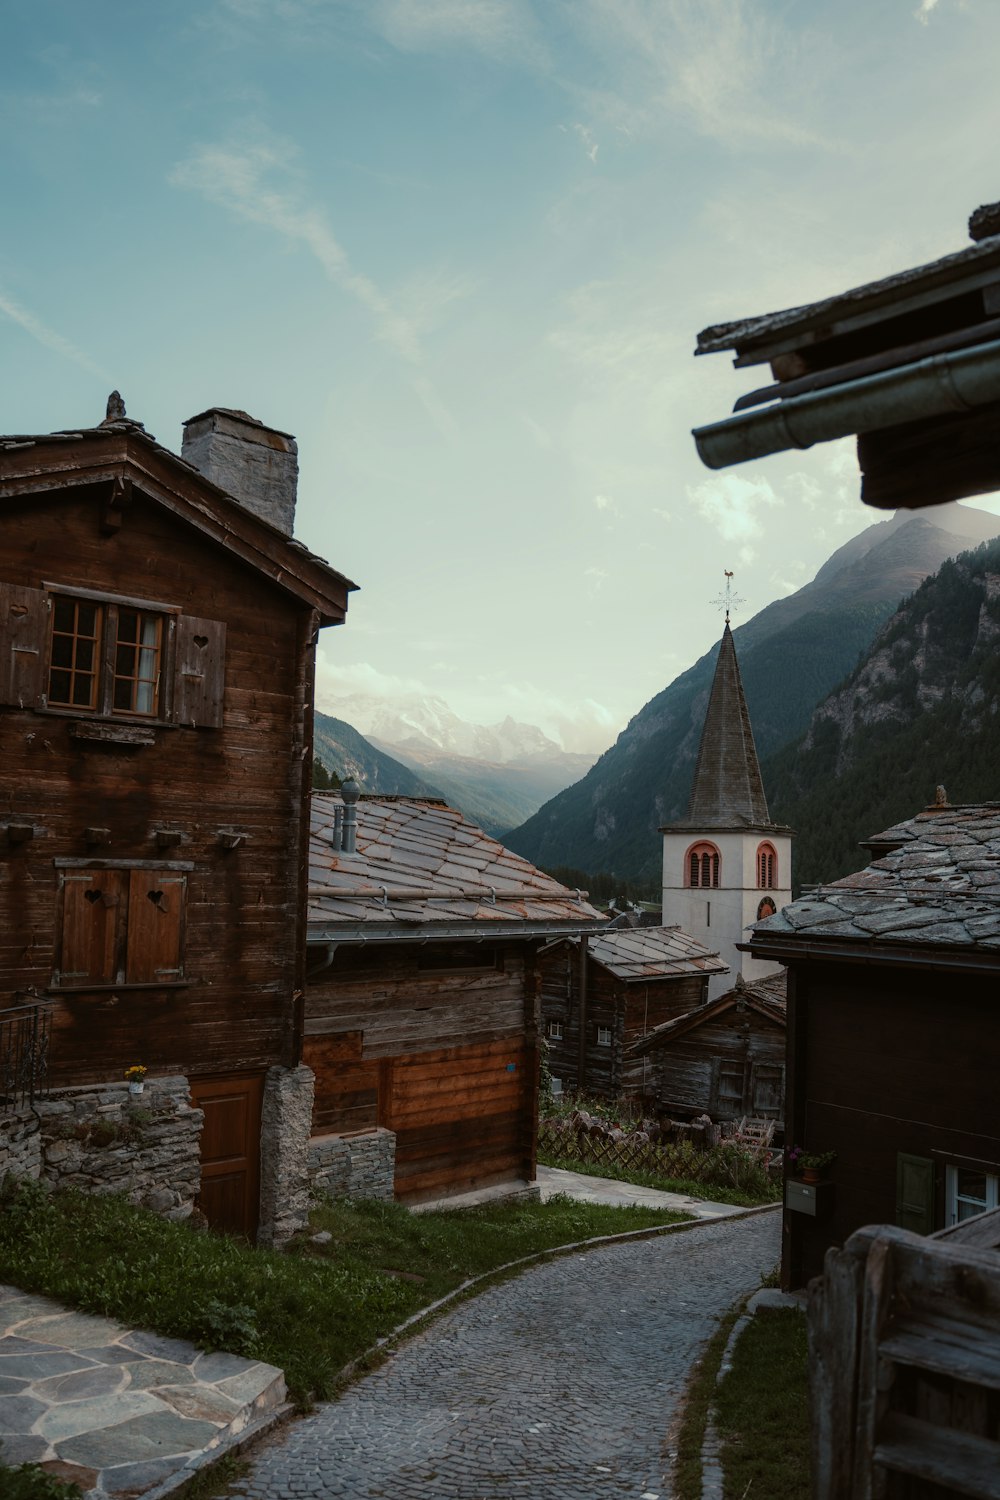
172;615;226;728
58;870;125;985
125;871;186;983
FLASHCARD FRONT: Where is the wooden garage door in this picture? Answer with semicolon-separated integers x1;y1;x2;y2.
190;1073;264;1238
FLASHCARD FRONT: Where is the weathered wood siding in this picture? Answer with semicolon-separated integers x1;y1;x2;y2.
540;942;705;1099
1;485;312;1084
784;961;1000;1289
305;942;537;1201
649;1010;785;1123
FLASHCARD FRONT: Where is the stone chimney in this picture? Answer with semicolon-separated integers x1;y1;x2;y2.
181;408;298;535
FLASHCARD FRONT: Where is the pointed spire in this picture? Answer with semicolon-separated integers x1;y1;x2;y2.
686;623;771;827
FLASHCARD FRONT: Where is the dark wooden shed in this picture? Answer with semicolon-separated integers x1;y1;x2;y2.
538;924;728;1100
749;800;1000;1290
625;972;786;1127
305;790;604;1205
0;398;355;1239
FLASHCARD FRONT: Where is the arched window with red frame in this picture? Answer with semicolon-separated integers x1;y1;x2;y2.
686;841;721;888
757;841;777;889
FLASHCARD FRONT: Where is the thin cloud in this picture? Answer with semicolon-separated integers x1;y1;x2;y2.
0;289;108;378
370;0;546;64
572;123;599;162
916;0;940;21
170;139;423;364
688;472;782;544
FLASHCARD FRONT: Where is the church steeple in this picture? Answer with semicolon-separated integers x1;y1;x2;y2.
686;622;771;829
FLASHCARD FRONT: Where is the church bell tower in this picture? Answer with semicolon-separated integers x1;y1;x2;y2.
660;575;792;999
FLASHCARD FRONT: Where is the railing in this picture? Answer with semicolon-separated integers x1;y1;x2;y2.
810;1206;1000;1498
0;1002;51;1113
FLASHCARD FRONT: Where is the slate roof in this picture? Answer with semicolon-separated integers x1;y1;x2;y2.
664;623;783;831
308;793;605;938
627;971;786;1057
578;926;728;982
751;803;1000;963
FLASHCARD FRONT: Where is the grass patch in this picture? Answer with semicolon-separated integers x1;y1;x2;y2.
671;1301;745;1500
0;1180;689;1406
715;1307;809;1499
538;1151;778;1208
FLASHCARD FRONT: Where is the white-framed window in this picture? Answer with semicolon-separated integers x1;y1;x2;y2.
946;1165;1000;1225
596;1025;612;1047
547;1020;563;1040
550;1076;563;1096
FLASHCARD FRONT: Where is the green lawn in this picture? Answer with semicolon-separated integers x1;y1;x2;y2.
0;1180;690;1405
715;1307;810;1498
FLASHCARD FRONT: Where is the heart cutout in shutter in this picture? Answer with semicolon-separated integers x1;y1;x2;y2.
147;889;165;908
193;635;208;649
84;889;102;905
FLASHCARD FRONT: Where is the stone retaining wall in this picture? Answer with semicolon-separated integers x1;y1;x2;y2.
0;1108;42;1182
308;1127;396;1202
34;1076;202;1220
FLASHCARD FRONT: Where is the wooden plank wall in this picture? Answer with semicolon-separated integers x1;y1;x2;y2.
649;1011;785;1121
305;943;537;1200
1;486;309;1085
539;940;704;1099
787;962;1000;1288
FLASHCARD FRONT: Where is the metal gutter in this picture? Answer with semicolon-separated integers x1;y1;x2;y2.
692;335;1000;471
306;920;610;945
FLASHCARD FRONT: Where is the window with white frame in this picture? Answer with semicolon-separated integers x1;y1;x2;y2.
596;1025;612;1047
946;1164;999;1225
547;1020;563;1040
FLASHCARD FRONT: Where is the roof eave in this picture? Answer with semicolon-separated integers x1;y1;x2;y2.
743;934;1000;974
692;337;1000;472
307;918;611;944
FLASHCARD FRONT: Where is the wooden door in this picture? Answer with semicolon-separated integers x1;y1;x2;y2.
190;1073;263;1239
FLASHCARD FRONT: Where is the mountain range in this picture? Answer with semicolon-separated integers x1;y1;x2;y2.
504;503;1000;883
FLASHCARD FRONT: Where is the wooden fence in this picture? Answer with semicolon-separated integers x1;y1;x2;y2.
810;1206;1000;1498
538;1120;779;1192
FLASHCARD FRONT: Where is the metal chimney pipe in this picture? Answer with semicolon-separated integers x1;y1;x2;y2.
331;806;344;851
341;778;361;855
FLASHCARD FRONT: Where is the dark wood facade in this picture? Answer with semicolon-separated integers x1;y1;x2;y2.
0;416;352;1233
305;941;539;1202
539;943;708;1100
628;984;786;1127
780;960;1000;1290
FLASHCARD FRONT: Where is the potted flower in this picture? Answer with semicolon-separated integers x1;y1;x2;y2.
786;1145;836;1184
124;1065;147;1096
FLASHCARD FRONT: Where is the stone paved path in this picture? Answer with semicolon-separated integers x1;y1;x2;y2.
235;1208;780;1500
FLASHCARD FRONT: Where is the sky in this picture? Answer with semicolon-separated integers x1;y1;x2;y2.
4;0;1000;754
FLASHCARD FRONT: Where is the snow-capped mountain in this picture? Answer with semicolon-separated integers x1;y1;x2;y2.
334;694;562;764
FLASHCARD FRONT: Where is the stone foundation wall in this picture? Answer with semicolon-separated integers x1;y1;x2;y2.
34;1076;202;1221
0;1109;42;1182
258;1064;315;1247
308;1127;396;1202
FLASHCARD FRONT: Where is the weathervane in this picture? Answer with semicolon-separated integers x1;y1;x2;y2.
712;569;744;624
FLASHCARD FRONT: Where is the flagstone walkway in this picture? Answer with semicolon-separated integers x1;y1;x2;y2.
0;1287;286;1497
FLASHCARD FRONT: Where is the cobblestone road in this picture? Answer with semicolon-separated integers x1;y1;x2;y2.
235;1210;780;1500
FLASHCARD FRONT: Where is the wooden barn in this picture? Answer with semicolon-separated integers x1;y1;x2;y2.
538;925;728;1100
749;799;1000;1290
625;972;786;1127
305;787;604;1204
0;397;354;1240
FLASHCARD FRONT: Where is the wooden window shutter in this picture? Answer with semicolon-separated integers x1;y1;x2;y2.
58;871;124;986
896;1152;935;1235
126;871;186;983
750;1061;784;1118
0;584;49;709
172;615;226;728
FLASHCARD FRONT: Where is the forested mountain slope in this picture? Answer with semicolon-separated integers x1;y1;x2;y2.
506;506;1000;883
313;713;443;798
764;536;1000;889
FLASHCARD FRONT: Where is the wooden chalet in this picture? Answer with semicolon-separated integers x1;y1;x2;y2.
0;397;355;1241
538;924;728;1100
625;972;786;1129
749;799;1000;1290
305;787;604;1205
692;199;1000;512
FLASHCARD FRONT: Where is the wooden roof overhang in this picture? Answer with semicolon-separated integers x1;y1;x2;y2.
744;932;1000;976
307;916;609;946
691;208;1000;510
0;427;356;624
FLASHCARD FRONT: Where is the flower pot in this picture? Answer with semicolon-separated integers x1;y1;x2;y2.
800;1166;820;1184
128;1081;144;1096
